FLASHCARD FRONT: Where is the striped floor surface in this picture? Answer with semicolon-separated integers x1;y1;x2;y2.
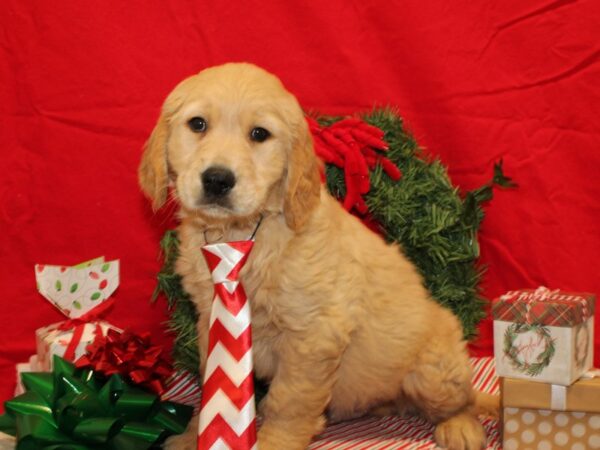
309;357;501;450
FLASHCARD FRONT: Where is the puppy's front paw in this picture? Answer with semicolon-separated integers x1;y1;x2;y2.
162;415;198;450
258;416;325;450
434;412;486;450
162;431;197;450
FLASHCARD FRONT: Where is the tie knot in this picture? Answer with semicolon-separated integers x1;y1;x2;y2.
201;241;254;284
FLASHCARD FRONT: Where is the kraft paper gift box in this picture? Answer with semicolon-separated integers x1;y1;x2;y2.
14;355;40;396
492;287;595;385
501;375;600;450
33;256;120;369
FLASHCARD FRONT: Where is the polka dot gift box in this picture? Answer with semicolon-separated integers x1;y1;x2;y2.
501;376;600;449
492;287;595;385
33;256;120;370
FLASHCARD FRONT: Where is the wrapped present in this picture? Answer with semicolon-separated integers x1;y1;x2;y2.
501;375;600;450
492;287;595;385
33;256;120;369
35;256;119;318
36;320;115;371
161;370;202;412
14;355;40;396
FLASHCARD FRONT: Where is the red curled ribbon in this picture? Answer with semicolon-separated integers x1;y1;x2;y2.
75;328;174;396
57;297;115;362
307;117;401;214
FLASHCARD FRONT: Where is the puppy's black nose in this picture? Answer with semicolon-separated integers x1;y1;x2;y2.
201;166;236;198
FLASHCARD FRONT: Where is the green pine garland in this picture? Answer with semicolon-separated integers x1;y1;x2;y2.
154;108;514;374
153;231;200;374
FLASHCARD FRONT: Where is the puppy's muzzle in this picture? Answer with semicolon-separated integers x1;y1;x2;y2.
201;166;236;200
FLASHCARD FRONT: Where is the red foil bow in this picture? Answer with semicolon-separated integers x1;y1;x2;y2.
308;117;402;214
75;328;174;396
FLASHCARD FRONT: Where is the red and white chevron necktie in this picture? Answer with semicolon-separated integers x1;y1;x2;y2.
198;240;257;450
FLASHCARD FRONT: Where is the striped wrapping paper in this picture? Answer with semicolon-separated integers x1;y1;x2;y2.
161;370;202;414
309;357;501;450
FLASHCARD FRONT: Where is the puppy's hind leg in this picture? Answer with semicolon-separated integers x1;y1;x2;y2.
402;332;486;450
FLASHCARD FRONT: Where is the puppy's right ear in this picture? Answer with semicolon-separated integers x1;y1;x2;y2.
138;75;196;210
138;111;170;210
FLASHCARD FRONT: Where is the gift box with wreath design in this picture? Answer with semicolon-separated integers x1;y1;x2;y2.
493;287;595;385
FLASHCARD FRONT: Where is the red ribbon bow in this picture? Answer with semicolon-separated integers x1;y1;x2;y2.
308;117;402;214
75;328;174;396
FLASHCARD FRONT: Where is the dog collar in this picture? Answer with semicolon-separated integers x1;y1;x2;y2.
203;214;263;244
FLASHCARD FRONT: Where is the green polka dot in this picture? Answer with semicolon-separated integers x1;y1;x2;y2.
101;263;110;273
90;292;101;301
70;283;79;293
73;300;82;310
55;280;62;292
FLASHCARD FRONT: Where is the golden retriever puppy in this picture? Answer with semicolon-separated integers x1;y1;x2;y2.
139;63;496;450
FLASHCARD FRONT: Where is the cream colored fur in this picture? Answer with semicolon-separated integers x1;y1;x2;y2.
139;63;496;450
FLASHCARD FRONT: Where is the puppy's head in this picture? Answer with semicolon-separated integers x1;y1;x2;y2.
139;63;320;231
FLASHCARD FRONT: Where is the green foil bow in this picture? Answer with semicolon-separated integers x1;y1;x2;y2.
0;355;193;449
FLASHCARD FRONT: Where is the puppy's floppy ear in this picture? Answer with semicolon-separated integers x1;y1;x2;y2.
138;111;170;210
284;117;321;231
138;77;193;210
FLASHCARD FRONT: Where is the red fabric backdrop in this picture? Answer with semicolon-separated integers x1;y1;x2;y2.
1;1;599;407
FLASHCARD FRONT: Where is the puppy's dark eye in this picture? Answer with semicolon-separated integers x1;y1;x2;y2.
188;117;207;133
250;127;271;142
